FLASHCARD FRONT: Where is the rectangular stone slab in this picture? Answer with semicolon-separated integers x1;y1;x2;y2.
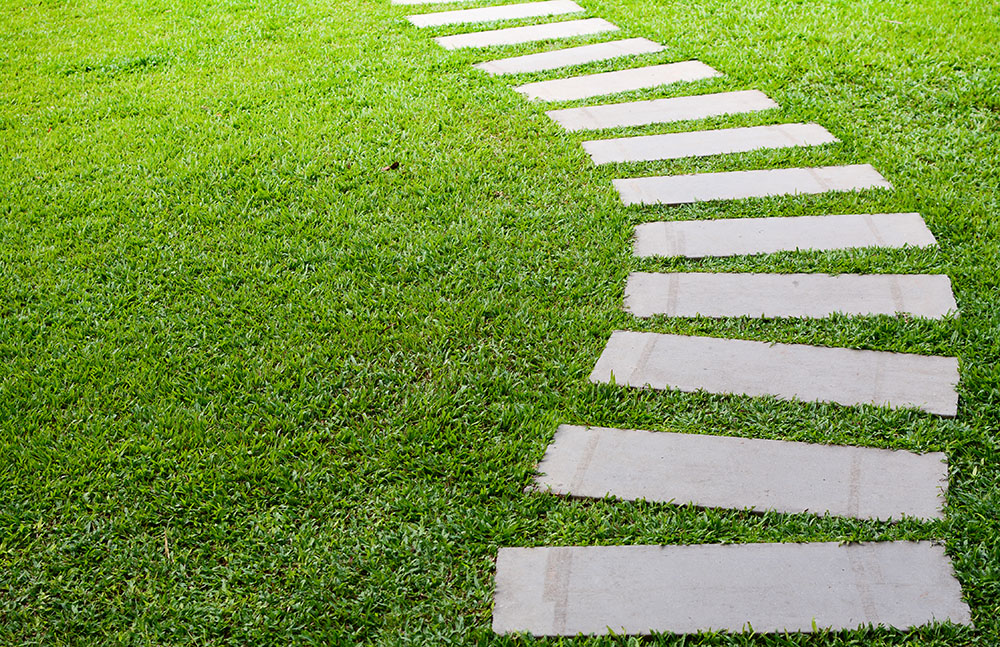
436;18;617;49
614;164;891;206
546;90;779;131
633;212;938;258
408;0;582;28
583;123;837;164
515;61;722;101
492;542;972;636
589;331;959;416
624;272;957;319
393;0;472;5
474;38;663;75
533;425;947;520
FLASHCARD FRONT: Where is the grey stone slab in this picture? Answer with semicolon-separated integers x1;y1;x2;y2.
393;0;472;5
515;61;722;102
493;542;972;636
633;212;938;258
474;38;663;75
624;272;957;319
546;90;779;131
436;18;617;49
408;0;582;27
614;164;891;206
533;425;947;520
589;331;959;416
583;123;837;164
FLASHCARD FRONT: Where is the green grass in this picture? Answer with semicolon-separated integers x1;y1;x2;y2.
1;0;999;643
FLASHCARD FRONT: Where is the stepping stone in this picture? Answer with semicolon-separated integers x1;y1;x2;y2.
589;331;959;416
583;123;837;164
436;18;617;49
546;89;779;131
515;61;722;102
393;0;472;5
474;37;663;75
492;542;972;636
633;212;938;258
614;164;891;206
533;424;947;520
408;0;582;27
623;272;957;319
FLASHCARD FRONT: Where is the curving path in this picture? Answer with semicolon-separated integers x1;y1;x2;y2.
401;0;970;636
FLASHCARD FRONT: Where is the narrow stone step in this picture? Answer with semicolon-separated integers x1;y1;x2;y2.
546;90;779;131
589;331;959;416
408;0;582;28
533;424;947;520
583;123;837;164
393;0;471;5
493;542;971;636
633;212;938;258
436;17;617;49
624;272;957;319
474;38;663;75
515;61;722;101
614;164;891;206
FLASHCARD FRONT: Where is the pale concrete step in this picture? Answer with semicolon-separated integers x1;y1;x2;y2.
408;0;582;28
394;0;472;5
624;272;957;319
493;542;971;636
584;123;837;164
633;212;938;258
614;164;891;206
474;38;663;75
546;90;779;131
436;17;617;49
515;61;722;101
533;424;947;520
589;331;959;416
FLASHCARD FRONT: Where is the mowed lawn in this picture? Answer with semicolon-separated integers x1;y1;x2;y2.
1;0;999;643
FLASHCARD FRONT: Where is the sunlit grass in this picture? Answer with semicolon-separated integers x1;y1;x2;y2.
1;0;998;643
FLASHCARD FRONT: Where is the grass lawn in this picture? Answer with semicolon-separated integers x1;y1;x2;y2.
2;0;999;643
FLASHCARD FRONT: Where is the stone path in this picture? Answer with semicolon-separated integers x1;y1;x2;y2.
632;212;938;258
515;61;722;101
493;542;971;636
398;0;969;636
584;122;837;164
435;17;618;49
408;0;583;28
590;331;960;416
623;271;957;319
474;38;663;75
546;89;779;130
614;164;891;206
533;425;947;520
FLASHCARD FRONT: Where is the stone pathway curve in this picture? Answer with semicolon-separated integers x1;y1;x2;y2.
398;0;971;636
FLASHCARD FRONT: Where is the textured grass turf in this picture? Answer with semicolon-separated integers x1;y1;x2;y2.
1;0;999;644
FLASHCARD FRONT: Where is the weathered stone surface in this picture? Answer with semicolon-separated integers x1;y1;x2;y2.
408;0;582;28
436;18;617;49
546;89;779;131
583;123;837;164
632;212;938;258
393;0;471;6
613;164;891;206
534;424;948;520
474;38;663;75
514;61;722;101
493;542;972;636
623;272;957;319
589;331;959;416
